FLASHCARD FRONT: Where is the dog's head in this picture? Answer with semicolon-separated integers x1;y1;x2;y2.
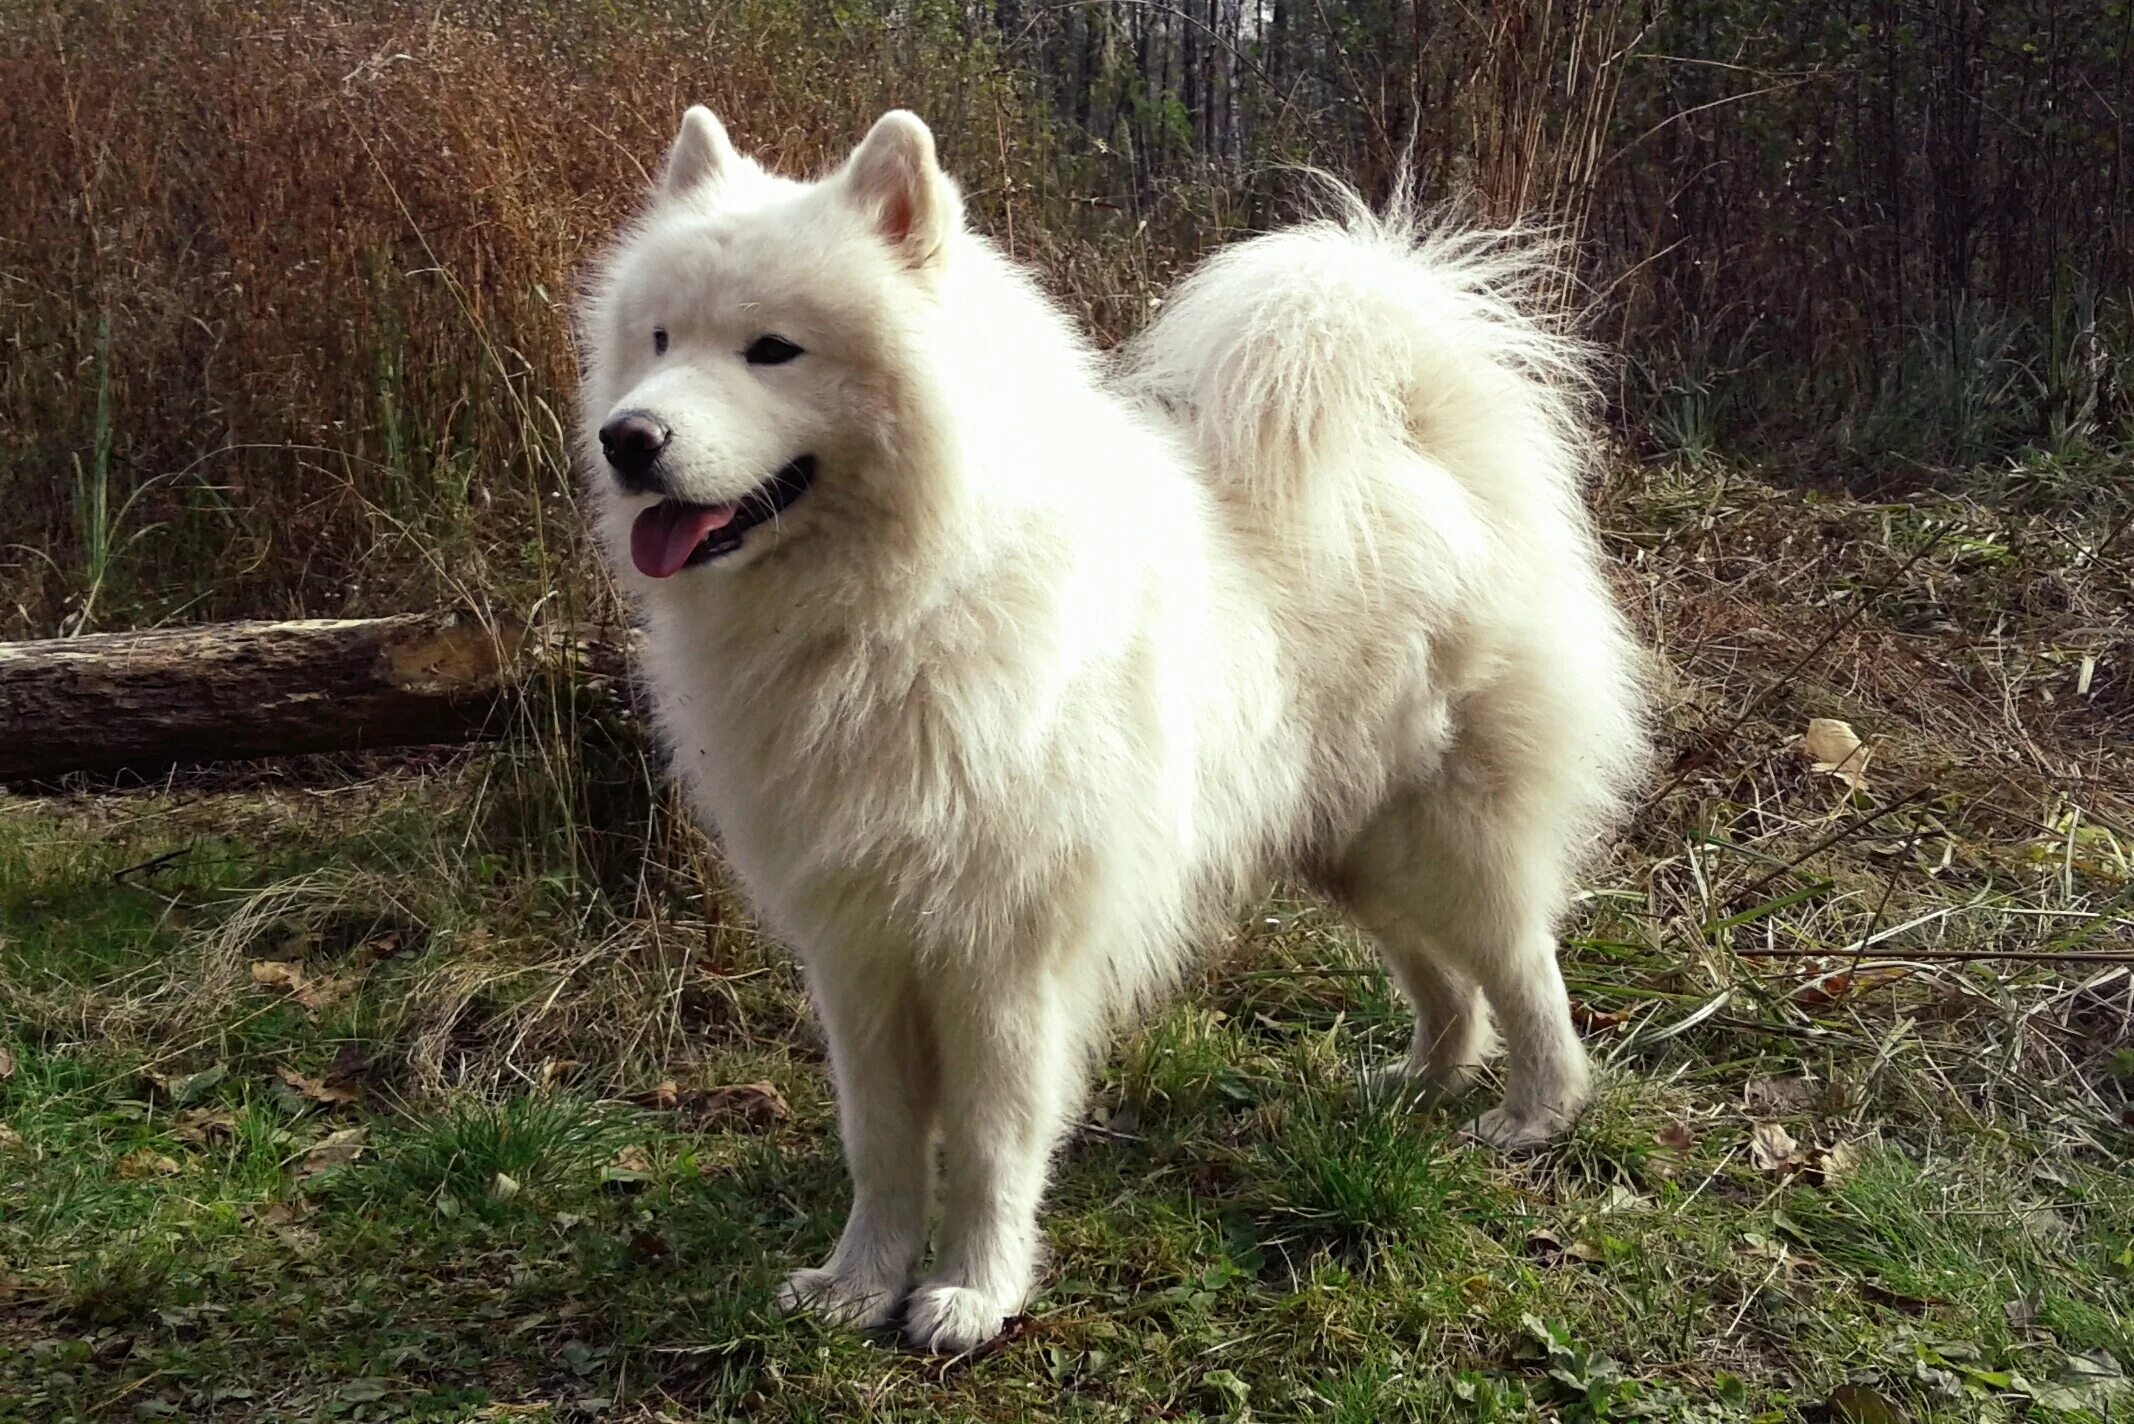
579;108;964;582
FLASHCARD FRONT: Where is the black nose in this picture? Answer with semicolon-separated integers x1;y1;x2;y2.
599;411;670;489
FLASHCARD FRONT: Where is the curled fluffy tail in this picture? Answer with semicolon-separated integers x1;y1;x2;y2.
1121;179;1597;527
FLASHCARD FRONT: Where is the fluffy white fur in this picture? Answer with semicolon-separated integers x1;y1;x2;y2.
578;108;1647;1354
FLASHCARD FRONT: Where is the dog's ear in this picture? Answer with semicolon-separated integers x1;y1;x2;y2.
661;106;737;197
840;111;959;269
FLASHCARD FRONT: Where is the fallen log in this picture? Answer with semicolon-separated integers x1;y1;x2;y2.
0;612;601;781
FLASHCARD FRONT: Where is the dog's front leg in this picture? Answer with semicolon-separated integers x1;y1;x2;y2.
902;968;1083;1354
777;957;938;1330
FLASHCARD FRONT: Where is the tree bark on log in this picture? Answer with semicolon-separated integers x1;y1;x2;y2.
0;612;585;781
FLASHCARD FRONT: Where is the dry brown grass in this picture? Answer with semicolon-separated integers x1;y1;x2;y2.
0;1;1212;637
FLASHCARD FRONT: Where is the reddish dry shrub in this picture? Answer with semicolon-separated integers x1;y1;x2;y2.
0;1;1058;633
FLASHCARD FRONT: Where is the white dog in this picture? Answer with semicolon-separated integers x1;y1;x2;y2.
579;107;1646;1353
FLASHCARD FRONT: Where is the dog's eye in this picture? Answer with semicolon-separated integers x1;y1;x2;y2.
744;335;804;366
653;328;668;356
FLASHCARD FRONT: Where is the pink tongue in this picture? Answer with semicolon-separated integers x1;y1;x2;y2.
630;502;737;578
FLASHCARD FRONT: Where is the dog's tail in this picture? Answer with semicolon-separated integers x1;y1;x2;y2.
1121;177;1595;536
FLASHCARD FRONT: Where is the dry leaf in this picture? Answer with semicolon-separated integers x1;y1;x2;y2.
538;1058;582;1092
329;1043;372;1085
0;1123;28;1153
698;1081;790;1129
1523;1227;1604;1267
1800;718;1871;790
144;1062;229;1106
602;1144;655;1188
359;930;408;963
1569;1001;1631;1033
0;1046;15;1080
1745;1076;1817;1117
633;1079;790;1130
1793;965;1910;1008
173;1107;239;1144
630;1079;682;1111
601;1149;655;1192
249;960;348;1012
254;1197;312;1228
277;1066;360;1107
118;1149;182;1179
1823;1383;1909;1424
297;1127;368;1180
491;1172;522;1201
1804;1140;1864;1187
1654;1121;1695;1152
1749;1120;1805;1174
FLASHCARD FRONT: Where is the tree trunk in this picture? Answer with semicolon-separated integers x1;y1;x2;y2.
0;612;605;781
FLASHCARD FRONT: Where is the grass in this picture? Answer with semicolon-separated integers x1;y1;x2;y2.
5;459;2132;1422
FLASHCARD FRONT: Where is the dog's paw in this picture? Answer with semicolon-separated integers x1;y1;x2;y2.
1467;1103;1573;1151
775;1265;904;1331
901;1282;1011;1355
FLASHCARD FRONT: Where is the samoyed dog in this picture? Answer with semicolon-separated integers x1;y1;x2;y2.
579;107;1646;1352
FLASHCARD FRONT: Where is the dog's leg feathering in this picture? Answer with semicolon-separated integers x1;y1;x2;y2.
902;971;1084;1354
778;961;938;1330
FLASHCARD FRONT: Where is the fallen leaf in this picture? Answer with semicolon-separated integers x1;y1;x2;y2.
118;1149;182;1179
1745;1076;1817;1117
1801;717;1871;791
1569;1000;1630;1033
1523;1226;1605;1267
1822;1383;1908;1423
634;1079;790;1130
1750;1120;1805;1174
1737;1232;1793;1264
630;1080;682;1111
601;1144;654;1188
249;960;348;1012
329;1042;373;1086
1654;1121;1695;1152
173;1107;239;1144
0;1123;28;1152
1805;1139;1864;1186
252;1197;312;1227
697;1081;790;1129
145;1062;229;1106
1794;966;1910;1008
359;930;408;963
297;1127;368;1181
491;1172;522;1201
0;1046;14;1079
538;1058;582;1091
277;1066;359;1107
627;1228;670;1261
2051;1349;2134;1410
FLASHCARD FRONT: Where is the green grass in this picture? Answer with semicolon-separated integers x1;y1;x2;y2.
4;459;2133;1421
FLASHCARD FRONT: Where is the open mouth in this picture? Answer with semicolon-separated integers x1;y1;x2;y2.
628;456;816;578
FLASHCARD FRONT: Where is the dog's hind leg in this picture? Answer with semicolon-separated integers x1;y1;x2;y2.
1337;805;1490;1104
901;965;1089;1354
1338;789;1591;1149
778;956;939;1330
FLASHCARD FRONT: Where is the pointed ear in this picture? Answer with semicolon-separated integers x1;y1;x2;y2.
661;106;737;197
840;111;958;268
